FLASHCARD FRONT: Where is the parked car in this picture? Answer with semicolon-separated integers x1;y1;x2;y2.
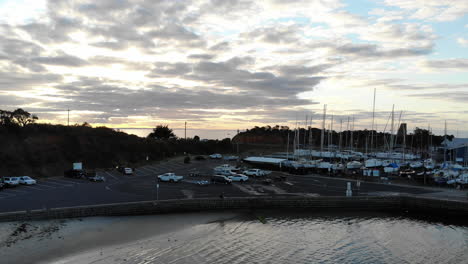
194;155;206;161
189;169;201;177
243;169;269;177
117;166;134;175
196;180;210;186
158;173;183;182
211;175;232;184
87;174;105;182
4;177;20;187
0;181;4;190
228;174;249;182
209;153;222;159
19;176;37;185
223;156;238;161
64;169;86;178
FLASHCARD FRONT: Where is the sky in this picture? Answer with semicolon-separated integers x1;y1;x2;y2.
0;0;467;138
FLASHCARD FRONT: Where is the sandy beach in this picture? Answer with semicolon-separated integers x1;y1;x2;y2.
0;212;240;264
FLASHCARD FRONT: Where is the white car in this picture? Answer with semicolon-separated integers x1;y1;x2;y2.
209;153;222;159
3;177;20;187
158;173;183;182
228;174;249;182
19;176;37;185
243;169;269;177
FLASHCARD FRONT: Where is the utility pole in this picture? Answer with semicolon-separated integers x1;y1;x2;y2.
67;109;70;126
184;122;187;140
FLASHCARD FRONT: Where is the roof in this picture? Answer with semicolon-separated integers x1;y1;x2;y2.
441;138;468;149
243;156;287;165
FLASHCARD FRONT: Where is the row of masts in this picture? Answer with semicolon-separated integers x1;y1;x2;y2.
288;89;446;160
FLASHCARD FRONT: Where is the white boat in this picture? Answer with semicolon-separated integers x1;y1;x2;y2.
297;159;321;169
365;159;382;168
455;173;468;185
331;163;345;171
346;161;362;169
317;161;332;169
409;161;423;169
424;159;435;169
384;163;399;173
214;164;237;171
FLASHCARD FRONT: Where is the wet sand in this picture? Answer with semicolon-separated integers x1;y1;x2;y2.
0;212;240;264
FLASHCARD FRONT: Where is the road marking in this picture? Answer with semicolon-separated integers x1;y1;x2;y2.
103;171;119;181
284;182;294;186
41;181;75;187
22;185;47;191
49;179;82;185
0;192;17;198
4;189;29;194
46;180;80;186
34;182;59;189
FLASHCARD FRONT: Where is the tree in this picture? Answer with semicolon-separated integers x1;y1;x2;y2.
0;110;14;126
11;108;38;127
147;125;176;140
193;135;200;142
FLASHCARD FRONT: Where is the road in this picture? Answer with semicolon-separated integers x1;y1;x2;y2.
0;158;456;213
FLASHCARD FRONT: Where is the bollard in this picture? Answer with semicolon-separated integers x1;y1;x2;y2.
346;182;352;197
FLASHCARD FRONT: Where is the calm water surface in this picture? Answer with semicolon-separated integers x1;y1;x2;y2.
84;212;468;264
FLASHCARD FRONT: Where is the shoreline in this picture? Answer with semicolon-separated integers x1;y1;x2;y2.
0;212;241;264
0;195;466;224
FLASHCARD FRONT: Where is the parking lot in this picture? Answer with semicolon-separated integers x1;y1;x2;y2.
0;157;438;213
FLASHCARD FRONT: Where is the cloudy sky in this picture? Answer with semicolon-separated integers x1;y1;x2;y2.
0;0;467;137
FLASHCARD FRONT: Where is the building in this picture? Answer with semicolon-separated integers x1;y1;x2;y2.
441;138;468;164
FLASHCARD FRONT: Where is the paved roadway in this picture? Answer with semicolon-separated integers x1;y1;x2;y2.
0;159;448;213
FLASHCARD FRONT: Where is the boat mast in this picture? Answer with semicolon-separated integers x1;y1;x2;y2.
320;104;327;157
339;119;343;152
304;115;308;149
350;115;354;151
330;114;334;149
444;120;447;164
309;114;313;159
390;104;395;153
371;88;376;155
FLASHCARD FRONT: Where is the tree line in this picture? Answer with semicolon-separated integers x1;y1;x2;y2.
235;125;453;153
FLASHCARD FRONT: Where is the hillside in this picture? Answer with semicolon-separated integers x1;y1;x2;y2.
0;123;232;178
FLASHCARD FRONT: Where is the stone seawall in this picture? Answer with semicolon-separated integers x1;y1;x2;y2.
0;196;466;222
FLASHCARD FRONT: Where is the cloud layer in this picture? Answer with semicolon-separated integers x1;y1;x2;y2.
0;0;467;136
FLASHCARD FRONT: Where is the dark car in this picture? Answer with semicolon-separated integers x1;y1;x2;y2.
194;155;206;161
64;169;86;178
211;175;232;184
